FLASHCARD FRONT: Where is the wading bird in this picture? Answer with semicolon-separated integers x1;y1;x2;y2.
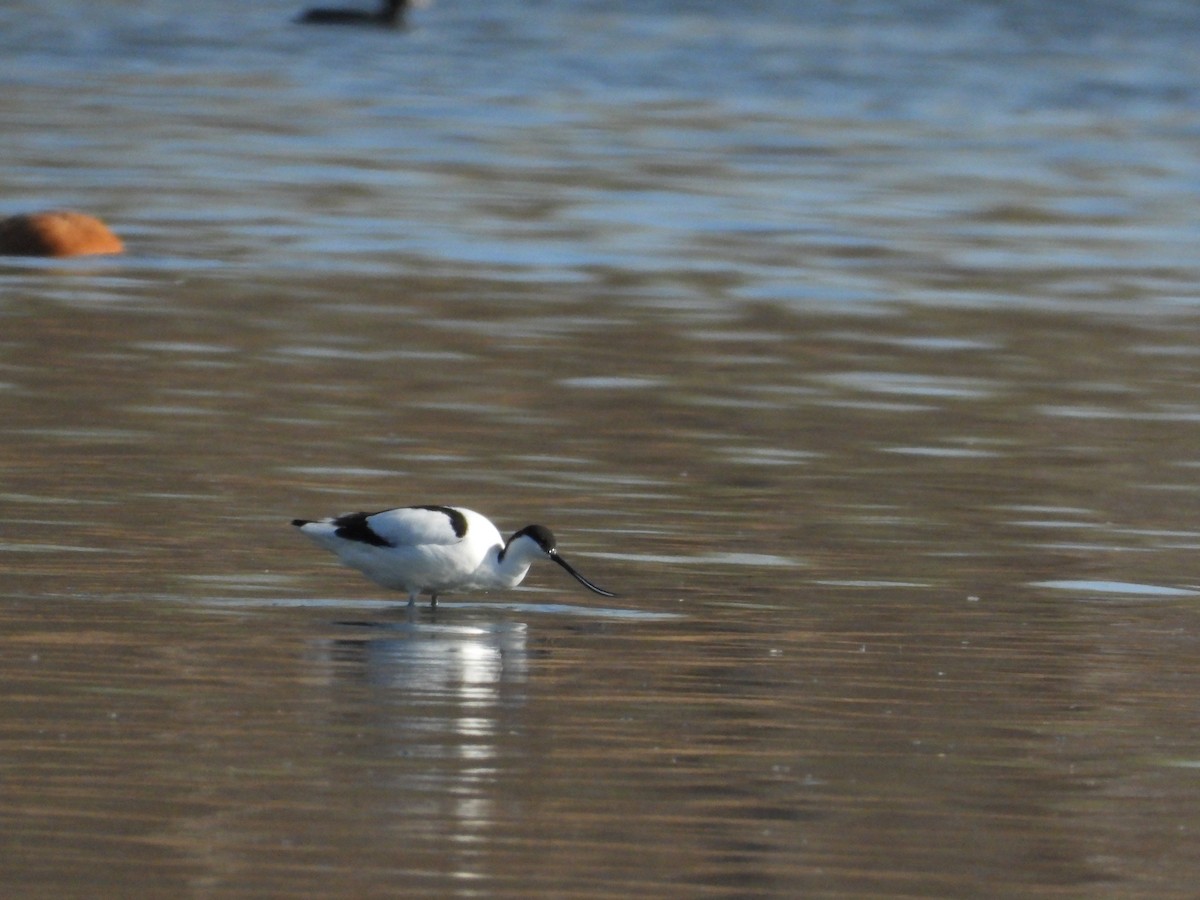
292;505;615;607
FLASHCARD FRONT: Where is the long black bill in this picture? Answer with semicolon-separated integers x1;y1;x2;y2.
550;551;616;597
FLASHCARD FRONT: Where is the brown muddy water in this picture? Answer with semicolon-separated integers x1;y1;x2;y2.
5;271;1200;898
5;0;1200;897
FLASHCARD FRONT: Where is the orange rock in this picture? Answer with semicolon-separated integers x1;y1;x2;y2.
0;210;124;257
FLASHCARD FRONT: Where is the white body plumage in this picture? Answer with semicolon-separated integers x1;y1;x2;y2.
292;505;614;607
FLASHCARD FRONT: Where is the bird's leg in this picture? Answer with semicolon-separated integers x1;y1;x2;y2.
430;593;439;610
407;592;417;608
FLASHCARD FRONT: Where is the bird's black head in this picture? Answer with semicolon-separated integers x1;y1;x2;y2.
508;524;557;554
505;523;616;598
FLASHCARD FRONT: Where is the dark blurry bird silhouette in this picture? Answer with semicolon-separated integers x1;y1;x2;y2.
296;0;407;26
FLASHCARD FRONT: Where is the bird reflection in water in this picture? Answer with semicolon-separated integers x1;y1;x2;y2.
315;621;527;878
322;622;529;714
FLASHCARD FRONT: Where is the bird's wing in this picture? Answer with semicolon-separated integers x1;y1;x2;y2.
357;506;469;548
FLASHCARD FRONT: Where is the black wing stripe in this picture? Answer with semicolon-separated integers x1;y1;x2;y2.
332;511;393;547
414;505;468;538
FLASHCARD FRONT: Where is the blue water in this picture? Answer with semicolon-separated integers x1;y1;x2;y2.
4;0;1198;305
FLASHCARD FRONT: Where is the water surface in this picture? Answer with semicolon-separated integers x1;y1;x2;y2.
4;0;1200;896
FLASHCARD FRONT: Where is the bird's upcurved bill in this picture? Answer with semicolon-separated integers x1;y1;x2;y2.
550;552;616;597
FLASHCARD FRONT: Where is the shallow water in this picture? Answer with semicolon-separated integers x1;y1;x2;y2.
4;0;1200;896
